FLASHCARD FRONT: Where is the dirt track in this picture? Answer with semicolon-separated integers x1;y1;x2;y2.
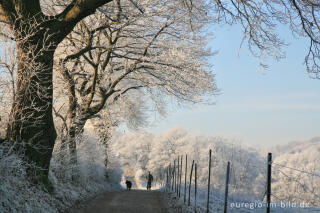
73;190;169;213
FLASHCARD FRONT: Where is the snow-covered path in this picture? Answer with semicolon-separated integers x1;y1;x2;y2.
74;190;169;213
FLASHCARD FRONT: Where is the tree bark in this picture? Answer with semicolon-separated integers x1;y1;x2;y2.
68;123;77;166
1;0;113;181
6;35;57;178
67;118;87;166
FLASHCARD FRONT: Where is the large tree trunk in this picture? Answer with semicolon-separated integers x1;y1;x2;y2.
67;116;87;181
68;123;78;166
1;0;113;184
67;116;87;166
6;35;57;179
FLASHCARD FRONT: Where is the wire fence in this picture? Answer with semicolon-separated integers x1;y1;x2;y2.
159;151;320;213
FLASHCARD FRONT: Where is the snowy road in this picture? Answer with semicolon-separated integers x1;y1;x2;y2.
74;190;169;213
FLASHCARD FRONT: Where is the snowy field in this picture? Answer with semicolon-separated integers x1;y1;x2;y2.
114;127;320;213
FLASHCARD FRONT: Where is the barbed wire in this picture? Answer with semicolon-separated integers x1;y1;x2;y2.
272;162;320;178
271;193;289;203
277;169;320;201
164;153;320;211
272;166;320;199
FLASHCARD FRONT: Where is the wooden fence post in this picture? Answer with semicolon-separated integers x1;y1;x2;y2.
207;149;212;213
169;163;173;189
176;157;180;195
184;154;188;204
224;162;230;213
172;160;175;191
166;166;169;187
179;155;182;198
267;153;272;213
195;163;197;213
188;160;194;206
169;164;172;190
172;160;176;192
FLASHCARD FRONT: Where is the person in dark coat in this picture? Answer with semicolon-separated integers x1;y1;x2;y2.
146;171;153;190
125;180;132;190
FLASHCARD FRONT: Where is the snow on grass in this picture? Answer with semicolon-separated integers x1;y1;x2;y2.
0;130;123;213
164;185;320;213
2;125;320;213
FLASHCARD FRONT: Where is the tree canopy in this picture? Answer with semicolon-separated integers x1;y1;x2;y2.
1;0;320;182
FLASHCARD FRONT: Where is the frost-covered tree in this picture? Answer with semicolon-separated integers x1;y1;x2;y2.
0;0;116;182
113;127;266;197
2;0;320;182
0;0;216;180
0;41;16;139
271;139;320;206
52;0;217;165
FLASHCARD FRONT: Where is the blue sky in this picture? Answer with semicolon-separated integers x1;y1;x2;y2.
147;25;320;147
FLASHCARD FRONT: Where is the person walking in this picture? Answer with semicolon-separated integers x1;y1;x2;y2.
146;171;154;190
